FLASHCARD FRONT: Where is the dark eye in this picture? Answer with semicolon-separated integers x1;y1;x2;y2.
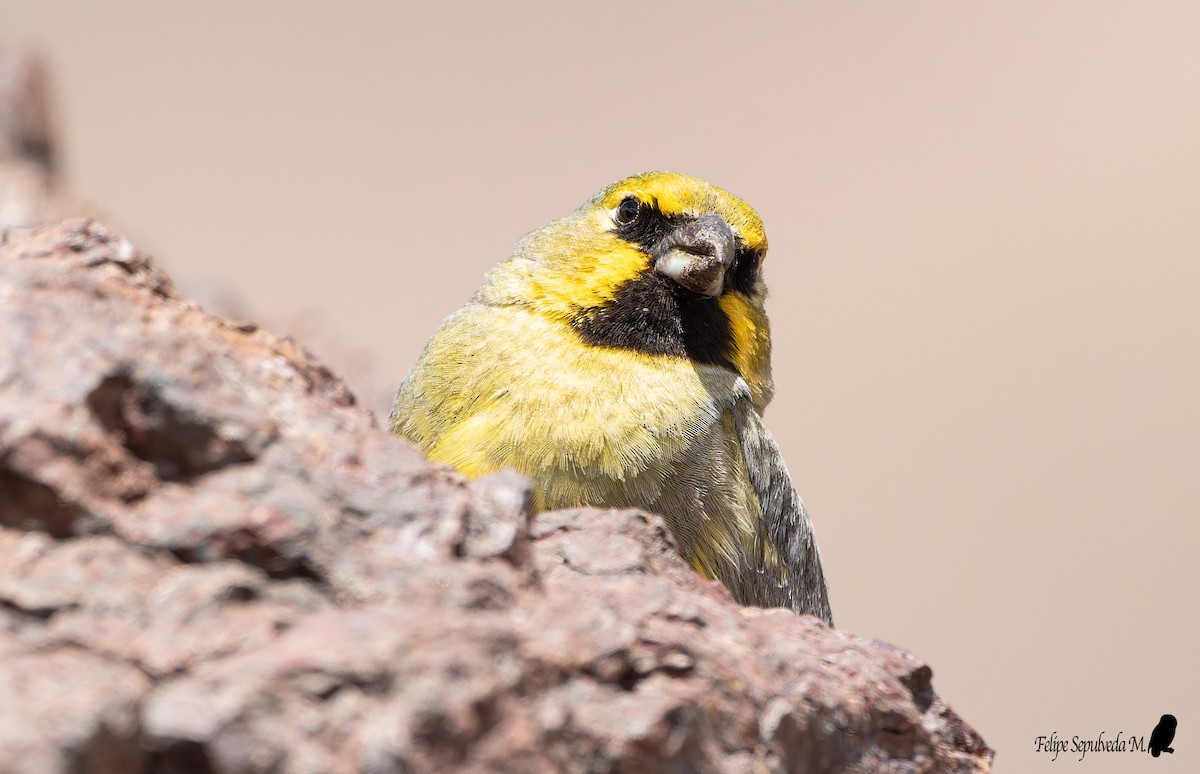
728;247;764;295
614;197;641;226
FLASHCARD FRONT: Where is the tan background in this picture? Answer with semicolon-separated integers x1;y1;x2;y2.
5;1;1198;770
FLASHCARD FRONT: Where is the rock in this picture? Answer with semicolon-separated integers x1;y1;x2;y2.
0;650;148;774
0;46;80;226
0;221;993;772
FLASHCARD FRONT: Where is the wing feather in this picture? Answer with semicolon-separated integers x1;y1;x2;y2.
732;401;833;624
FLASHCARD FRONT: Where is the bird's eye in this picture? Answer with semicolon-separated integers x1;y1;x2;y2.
614;197;641;226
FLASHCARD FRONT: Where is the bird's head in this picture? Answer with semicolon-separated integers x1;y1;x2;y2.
481;172;776;410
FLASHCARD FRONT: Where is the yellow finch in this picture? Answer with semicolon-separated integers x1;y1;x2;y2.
390;172;832;624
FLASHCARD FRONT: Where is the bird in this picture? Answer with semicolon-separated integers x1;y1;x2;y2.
390;172;832;624
1149;714;1176;757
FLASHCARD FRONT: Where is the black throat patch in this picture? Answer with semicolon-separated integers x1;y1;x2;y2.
573;271;736;370
569;200;762;371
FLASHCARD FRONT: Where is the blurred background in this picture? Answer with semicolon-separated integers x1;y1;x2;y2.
4;1;1198;769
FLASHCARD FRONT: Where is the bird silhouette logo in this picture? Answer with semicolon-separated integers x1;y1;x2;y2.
1149;714;1177;757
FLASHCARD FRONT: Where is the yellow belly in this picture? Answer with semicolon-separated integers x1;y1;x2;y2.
390;302;769;582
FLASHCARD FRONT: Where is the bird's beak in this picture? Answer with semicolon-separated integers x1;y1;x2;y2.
653;214;735;297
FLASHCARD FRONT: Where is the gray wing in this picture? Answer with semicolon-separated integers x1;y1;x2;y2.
732;400;833;625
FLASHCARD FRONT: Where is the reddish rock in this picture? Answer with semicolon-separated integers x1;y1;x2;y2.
0;46;80;227
0;220;992;772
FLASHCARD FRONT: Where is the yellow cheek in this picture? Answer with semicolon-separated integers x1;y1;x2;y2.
532;243;649;320
718;292;773;407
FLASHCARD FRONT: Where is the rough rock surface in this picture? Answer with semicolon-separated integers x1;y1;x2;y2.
0;220;993;773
